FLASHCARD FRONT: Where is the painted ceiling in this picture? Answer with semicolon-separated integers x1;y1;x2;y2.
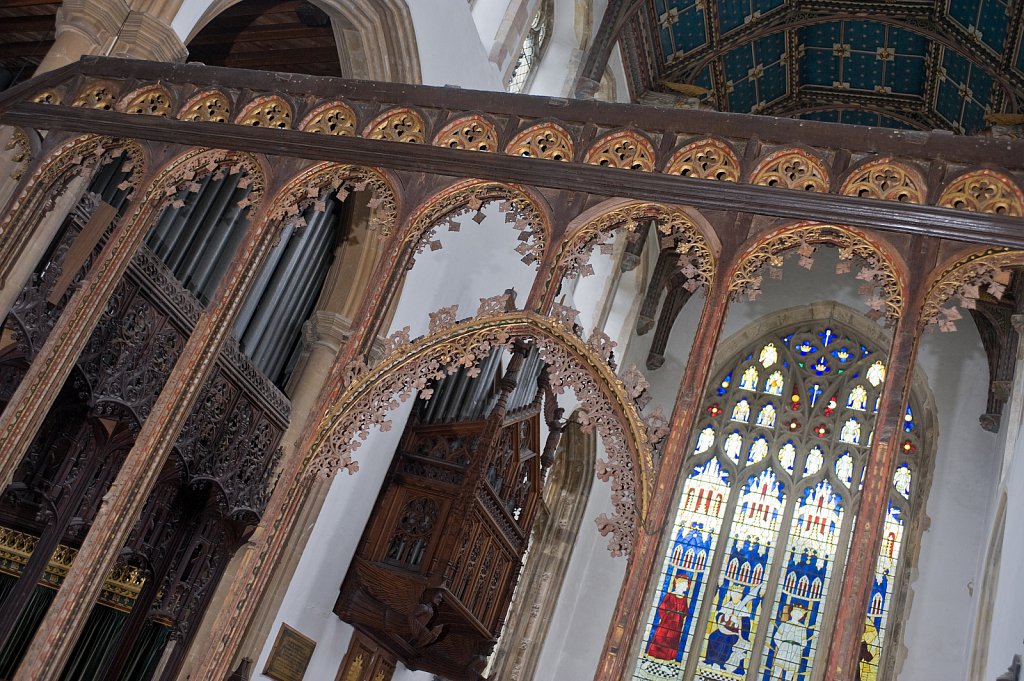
620;0;1024;133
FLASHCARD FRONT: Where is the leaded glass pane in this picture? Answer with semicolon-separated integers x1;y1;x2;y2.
632;321;925;681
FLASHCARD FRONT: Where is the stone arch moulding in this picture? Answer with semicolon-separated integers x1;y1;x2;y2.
727;221;908;322
262;161;401;237
920;246;1024;332
397;178;552;269
536;198;719;313
177;0;421;83
307;308;657;555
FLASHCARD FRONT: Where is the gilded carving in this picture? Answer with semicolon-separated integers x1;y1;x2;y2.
730;223;904;321
937;169;1024;216
548;203;715;308
584;130;656;171
664;138;740;181
310;310;654;555
404;180;546;266
118;84;173;117
267;163;398;236
300;101;357;136
179;91;232;123
71;80;119;110
433;114;499;152
506;122;573;161
6;127;31;181
920;248;1024;330
840;158;925;203
363;107;426;143
32;90;61;105
237;96;293;129
750;148;829;192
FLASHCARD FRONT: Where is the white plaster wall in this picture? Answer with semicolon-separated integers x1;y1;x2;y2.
385;204;539;338
900;322;997;680
252;400;415;679
534;438;627;680
406;0;503;89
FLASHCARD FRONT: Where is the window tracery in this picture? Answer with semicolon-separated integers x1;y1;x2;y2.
506;0;553;94
634;321;925;681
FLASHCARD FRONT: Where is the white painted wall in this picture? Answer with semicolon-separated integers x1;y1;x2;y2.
407;0;503;89
534;438;627;680
252;400;415;679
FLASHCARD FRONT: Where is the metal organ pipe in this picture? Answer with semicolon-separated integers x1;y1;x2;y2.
189;186;253;303
231;223;294;337
172;176;247;299
161;175;223;272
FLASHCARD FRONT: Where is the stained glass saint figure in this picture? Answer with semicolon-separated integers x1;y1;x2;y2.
741;366;759;391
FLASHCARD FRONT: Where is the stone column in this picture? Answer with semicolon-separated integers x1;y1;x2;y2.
34;0;131;74
13;183;284;681
822;238;935;681
595;252;735;680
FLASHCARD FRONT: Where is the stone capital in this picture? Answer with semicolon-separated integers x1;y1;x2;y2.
111;11;188;63
56;0;132;43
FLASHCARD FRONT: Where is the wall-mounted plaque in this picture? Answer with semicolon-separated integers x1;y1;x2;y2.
263;623;316;681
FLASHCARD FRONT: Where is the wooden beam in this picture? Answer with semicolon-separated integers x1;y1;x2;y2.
4;102;1023;249
0;15;57;34
0;40;53;59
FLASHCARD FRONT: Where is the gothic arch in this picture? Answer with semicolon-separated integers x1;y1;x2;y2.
937;169;1024;216
920;247;1024;328
180;0;421;83
398;179;551;269
308;309;655;555
839;157;928;204
728;222;908;322
748;147;831;192
539;198;719;312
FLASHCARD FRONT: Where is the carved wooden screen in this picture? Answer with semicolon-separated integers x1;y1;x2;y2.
632;322;925;681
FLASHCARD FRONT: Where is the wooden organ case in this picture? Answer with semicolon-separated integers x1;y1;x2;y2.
334;341;564;680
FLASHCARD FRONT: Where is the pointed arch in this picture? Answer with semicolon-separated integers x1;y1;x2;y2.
584;130;657;171
538;199;719;312
920;246;1024;328
937;169;1024;216
308;310;654;554
663;137;741;182
399;179;551;267
728;222;908;322
749;147;830;192
839;158;927;204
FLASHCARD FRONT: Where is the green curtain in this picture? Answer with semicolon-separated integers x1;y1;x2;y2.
57;604;126;681
117;621;171;681
0;584;56;678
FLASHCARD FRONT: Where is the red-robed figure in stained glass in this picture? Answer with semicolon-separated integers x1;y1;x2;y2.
647;573;691;661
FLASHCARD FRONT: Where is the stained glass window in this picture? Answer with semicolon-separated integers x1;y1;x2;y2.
634;323;926;681
506;0;553;94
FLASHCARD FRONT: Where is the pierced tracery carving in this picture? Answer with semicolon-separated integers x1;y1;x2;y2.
311;310;654;555
938;170;1024;216
363;107;426;143
920;248;1022;331
32;90;60;105
730;224;903;321
405;181;546;266
505;122;573;161
118;85;173;117
300;101;357;136
71;81;119;110
584;130;656;171
664;138;740;181
178;91;231;123
434;115;499;152
267;163;398;236
840;159;925;203
750;148;830;192
552;203;715;299
236;96;293;129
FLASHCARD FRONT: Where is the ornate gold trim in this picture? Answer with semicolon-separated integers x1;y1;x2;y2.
840;158;925;204
937;169;1024;216
433;114;499;152
179;90;232;123
584;130;656;171
300;101;357;136
236;96;293;129
505;122;573;161
362;106;426;143
663;137;740;181
750;148;830;192
117;84;174;117
71;80;120;110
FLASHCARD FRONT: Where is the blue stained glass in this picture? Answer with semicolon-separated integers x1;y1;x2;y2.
808;384;823;408
812;357;831;375
718;372;733;397
861;345;870;358
796;341;816;356
781;334;793;346
818;329;835;346
831;347;853;363
903;405;914;432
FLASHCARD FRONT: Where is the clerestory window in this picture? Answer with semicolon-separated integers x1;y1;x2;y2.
633;320;925;681
506;0;553;94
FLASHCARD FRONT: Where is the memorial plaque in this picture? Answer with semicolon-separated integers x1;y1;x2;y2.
263;623;316;681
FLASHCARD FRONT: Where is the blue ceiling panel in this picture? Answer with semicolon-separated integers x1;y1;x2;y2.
655;0;708;60
637;1;1023;133
947;0;1009;54
718;0;786;34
